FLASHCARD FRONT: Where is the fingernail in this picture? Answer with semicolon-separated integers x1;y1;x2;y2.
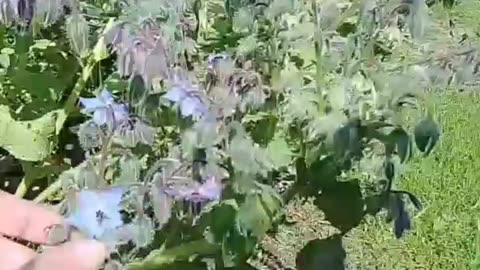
37;240;108;270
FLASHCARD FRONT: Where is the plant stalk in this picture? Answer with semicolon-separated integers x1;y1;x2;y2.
127;239;219;270
32;57;96;203
312;0;331;115
14;177;27;197
97;132;113;180
33;178;62;203
64;60;95;114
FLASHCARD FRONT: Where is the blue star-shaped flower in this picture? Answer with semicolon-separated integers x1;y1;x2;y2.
79;90;129;127
207;53;230;71
65;187;125;240
164;75;208;118
193;176;222;202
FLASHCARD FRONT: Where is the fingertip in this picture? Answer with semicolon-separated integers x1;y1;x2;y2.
0;236;36;270
68;239;108;262
31;240;108;270
0;191;64;244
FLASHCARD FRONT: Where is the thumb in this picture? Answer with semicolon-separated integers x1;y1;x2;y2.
22;240;107;270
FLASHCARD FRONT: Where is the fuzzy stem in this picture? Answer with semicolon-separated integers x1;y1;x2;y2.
33;178;62;203
312;0;324;93
31;57;96;203
97;132;113;180
63;60;95;114
14;177;28;198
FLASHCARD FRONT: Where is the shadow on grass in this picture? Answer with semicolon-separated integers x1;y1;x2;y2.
296;234;346;270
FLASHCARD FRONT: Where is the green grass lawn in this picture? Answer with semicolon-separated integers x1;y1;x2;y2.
254;92;480;270
253;7;480;266
251;3;480;269
343;1;480;268
346;92;480;269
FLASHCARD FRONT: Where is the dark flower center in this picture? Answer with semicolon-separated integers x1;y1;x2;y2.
96;210;109;225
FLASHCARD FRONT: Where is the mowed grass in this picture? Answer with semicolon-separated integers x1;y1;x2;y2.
345;92;480;269
253;2;480;269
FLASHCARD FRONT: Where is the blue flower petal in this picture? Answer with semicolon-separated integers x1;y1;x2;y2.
92;109;109;126
193;103;208;118
179;96;198;117
66;207;105;239
165;71;209;119
196;177;222;201
66;188;125;240
165;87;187;103
79;97;105;113
208;53;230;70
101;211;124;234
79;90;129;128
99;187;125;208
66;211;101;239
192;101;208;118
100;89;115;105
112;104;129;123
78;190;103;207
181;96;208;118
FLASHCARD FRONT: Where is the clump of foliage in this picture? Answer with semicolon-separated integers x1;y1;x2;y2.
0;0;475;269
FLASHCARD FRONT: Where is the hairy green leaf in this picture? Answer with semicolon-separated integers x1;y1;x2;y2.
296;235;346;270
0;106;65;161
117;154;142;185
236;193;271;238
66;13;90;58
265;132;293;168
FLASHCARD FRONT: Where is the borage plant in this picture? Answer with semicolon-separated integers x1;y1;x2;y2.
0;0;474;269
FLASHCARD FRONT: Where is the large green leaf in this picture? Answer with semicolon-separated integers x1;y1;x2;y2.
8;67;68;118
296;234;346;270
127;240;219;270
10;69;66;98
236;193;271;238
0;106;66;161
265;132;293;168
227;128;272;177
236;186;282;239
236;35;257;56
205;199;239;243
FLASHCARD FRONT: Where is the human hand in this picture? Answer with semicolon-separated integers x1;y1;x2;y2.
0;191;107;270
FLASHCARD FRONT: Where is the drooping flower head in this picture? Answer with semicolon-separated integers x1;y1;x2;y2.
164;70;208;119
164;176;222;204
192;176;222;202
105;19;171;78
79;90;129;128
207;53;231;73
113;116;156;147
15;0;34;26
65;187;125;240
